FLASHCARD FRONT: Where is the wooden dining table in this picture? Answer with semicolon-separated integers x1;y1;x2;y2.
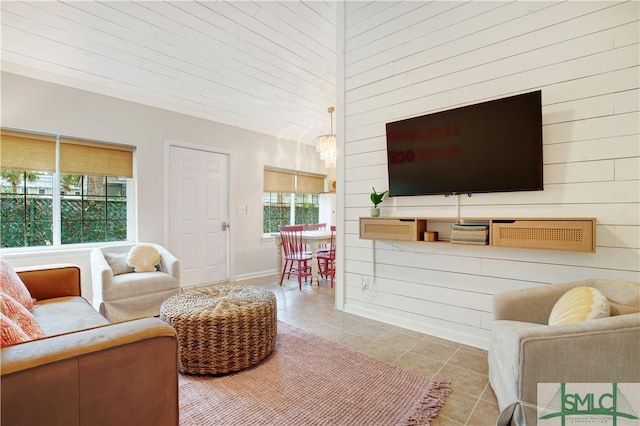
272;230;333;285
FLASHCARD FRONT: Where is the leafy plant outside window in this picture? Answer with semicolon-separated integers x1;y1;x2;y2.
263;192;319;233
0;171;128;248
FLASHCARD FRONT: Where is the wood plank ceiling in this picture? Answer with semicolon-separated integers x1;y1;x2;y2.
1;1;337;144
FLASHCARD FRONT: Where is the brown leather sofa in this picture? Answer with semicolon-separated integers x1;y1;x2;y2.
1;264;179;426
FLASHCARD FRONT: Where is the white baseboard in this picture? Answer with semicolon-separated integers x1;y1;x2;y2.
234;270;278;282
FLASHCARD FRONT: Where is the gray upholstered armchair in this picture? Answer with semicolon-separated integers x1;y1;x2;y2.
91;243;180;322
488;278;640;425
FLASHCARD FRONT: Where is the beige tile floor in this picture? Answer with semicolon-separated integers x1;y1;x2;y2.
234;274;500;425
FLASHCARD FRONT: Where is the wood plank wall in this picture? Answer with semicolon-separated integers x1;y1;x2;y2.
339;1;639;349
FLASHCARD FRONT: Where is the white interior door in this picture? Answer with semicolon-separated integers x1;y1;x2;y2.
169;146;229;287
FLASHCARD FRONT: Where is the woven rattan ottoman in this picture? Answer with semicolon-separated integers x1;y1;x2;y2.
160;285;277;374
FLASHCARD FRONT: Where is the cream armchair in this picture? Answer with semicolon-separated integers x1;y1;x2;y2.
91;243;180;322
488;278;640;425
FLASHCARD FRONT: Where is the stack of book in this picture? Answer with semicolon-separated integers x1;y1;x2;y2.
450;224;489;245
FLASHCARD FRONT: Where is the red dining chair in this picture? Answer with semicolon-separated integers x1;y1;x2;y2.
279;225;313;290
317;225;336;288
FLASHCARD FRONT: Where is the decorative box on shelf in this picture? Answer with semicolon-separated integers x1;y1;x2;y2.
423;231;439;242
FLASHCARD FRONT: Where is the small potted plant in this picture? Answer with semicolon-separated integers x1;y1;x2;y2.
370;187;388;217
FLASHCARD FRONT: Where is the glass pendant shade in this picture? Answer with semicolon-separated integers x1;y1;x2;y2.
316;107;336;168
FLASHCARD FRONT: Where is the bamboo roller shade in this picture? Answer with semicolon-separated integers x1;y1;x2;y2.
296;172;324;194
59;138;133;178
0;129;56;172
1;129;134;178
264;168;295;193
264;168;324;194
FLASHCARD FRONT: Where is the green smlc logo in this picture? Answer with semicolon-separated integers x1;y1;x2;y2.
539;383;639;425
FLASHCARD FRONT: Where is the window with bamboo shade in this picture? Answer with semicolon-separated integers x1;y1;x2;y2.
0;128;135;248
263;167;326;233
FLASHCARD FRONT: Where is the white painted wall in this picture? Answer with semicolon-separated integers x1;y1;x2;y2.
1;71;327;297
340;1;639;349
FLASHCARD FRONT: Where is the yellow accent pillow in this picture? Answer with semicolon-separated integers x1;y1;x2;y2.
548;286;610;325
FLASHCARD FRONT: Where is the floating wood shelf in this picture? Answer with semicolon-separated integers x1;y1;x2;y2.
359;217;596;253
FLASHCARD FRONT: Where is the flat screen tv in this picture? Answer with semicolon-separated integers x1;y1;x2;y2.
385;90;543;197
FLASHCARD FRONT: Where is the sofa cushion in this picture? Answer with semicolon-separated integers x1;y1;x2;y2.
0;259;35;310
0;292;46;343
548;286;610;326
103;272;178;301
33;297;109;336
127;244;161;272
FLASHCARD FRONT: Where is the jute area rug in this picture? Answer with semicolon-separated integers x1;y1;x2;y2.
179;321;450;425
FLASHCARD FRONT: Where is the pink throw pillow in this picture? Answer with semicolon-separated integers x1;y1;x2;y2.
0;292;45;343
0;259;34;310
1;312;30;346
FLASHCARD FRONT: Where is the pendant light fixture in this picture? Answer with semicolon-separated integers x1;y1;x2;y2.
315;106;336;168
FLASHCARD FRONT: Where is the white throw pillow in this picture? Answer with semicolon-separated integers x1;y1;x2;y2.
548;286;610;326
127;244;161;272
